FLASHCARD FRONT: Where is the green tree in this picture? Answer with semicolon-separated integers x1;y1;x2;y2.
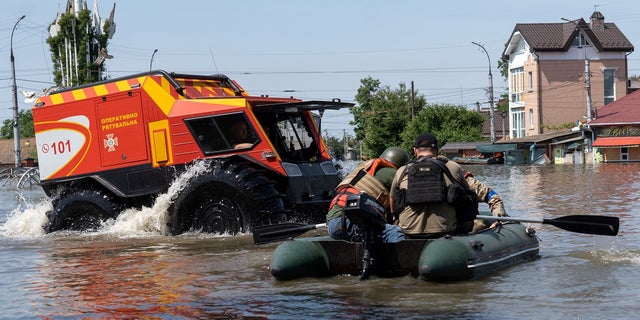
323;133;357;160
7;8;115;146
1;109;34;139
498;55;510;118
498;58;508;81
351;77;381;142
47;9;112;86
497;93;509;112
324;135;343;159
400;104;485;151
351;77;426;158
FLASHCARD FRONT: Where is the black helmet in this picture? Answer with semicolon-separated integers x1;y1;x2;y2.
380;147;410;168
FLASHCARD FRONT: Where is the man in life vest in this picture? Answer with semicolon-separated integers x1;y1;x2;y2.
390;132;475;238
326;147;410;243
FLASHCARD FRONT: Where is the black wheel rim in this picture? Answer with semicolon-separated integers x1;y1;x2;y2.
194;196;242;234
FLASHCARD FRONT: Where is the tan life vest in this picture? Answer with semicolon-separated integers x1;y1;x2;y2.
336;158;396;210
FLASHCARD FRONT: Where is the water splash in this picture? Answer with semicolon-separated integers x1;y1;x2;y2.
1;195;51;237
588;248;640;265
335;160;360;178
1;160;210;238
101;160;209;237
567;236;640;265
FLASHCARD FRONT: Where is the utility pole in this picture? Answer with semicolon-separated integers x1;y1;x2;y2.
343;129;347;159
472;42;496;143
585;59;592;122
411;81;415;119
11;15;26;168
561;18;593;123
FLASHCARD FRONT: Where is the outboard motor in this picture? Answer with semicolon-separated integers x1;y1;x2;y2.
343;192;387;280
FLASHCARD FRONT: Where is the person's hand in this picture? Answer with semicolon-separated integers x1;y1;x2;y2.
489;221;502;228
234;142;253;149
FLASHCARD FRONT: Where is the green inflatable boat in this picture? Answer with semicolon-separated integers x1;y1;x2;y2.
256;193;617;281
268;222;540;281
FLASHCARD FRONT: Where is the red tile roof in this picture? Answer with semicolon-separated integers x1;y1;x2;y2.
590;89;640;126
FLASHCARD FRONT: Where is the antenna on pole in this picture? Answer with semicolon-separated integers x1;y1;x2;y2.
210;49;220;74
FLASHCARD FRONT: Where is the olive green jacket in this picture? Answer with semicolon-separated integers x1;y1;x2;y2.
390;156;466;236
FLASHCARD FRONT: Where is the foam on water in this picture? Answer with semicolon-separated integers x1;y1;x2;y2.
100;160;208;237
589;237;640;265
2;160;360;239
1;198;50;237
1;161;210;238
591;249;640;265
568;236;640;265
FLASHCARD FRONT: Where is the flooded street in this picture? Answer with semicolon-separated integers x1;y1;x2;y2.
1;163;639;319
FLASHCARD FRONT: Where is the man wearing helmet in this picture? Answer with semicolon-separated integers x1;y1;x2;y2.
390;132;508;238
326;147;410;243
390;132;472;238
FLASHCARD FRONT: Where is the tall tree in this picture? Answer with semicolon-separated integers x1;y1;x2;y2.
351;77;426;158
498;58;509;81
1;110;34;139
351;77;381;142
400;104;485;151
324;132;357;160
47;4;115;87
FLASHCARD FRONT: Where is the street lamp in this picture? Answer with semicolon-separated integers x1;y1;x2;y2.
472;41;496;143
149;48;158;71
11;15;25;167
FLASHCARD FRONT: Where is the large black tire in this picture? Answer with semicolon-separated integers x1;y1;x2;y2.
46;189;122;232
168;160;286;235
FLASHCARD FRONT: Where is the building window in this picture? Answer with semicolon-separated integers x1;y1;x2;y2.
529;109;534;129
604;69;615;105
621;147;629;161
510;67;524;102
527;71;533;91
511;107;525;138
572;33;591;47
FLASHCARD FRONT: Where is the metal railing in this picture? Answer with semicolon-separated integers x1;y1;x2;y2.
0;167;40;189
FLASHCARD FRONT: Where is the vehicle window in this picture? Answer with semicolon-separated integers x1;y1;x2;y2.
255;112;319;162
185;113;259;154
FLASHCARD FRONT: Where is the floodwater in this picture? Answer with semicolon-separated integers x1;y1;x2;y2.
1;162;639;319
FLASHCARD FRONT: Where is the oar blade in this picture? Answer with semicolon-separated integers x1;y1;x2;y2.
545;215;619;236
252;223;318;245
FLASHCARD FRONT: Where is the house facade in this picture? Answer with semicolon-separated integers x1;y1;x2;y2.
502;11;633;139
589;89;640;162
477;108;509;142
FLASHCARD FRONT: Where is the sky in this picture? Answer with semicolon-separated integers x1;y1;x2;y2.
1;0;640;138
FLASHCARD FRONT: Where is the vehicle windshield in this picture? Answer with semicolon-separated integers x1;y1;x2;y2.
256;112;320;162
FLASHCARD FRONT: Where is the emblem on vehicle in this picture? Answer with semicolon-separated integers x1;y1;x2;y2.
104;133;119;152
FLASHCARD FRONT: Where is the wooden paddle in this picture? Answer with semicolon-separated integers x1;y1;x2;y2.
253;214;619;244
481;215;619;236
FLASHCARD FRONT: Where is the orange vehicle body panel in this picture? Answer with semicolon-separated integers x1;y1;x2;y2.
32;73;304;181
